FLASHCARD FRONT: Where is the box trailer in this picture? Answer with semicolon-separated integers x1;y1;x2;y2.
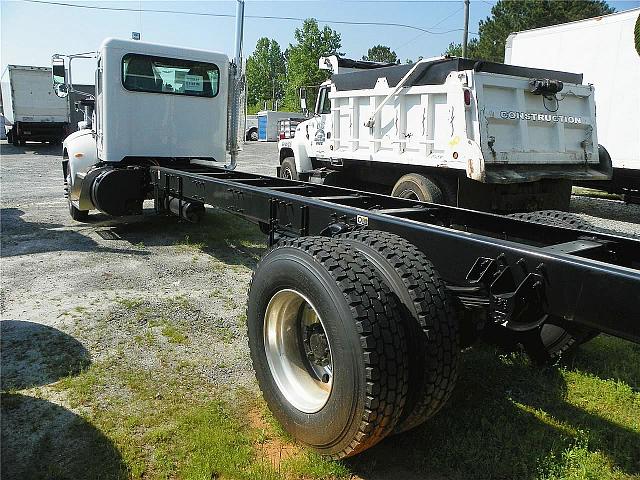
257;110;300;141
51;3;640;461
277;55;612;213
505;9;640;201
1;65;70;145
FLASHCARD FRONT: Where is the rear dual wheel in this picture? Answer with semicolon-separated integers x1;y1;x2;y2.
279;157;298;181
247;234;459;457
391;173;457;206
248;236;409;458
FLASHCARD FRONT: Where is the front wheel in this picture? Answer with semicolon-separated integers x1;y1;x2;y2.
247;237;408;458
279;157;299;181
68;198;89;222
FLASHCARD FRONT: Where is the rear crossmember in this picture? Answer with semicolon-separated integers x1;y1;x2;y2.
149;163;640;345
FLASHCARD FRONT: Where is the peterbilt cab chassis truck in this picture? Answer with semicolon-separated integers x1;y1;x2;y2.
277;54;612;213
54;1;639;459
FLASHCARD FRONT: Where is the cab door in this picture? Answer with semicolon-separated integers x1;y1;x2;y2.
310;86;333;158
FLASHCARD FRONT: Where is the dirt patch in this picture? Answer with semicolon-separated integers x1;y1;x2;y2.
247;407;301;465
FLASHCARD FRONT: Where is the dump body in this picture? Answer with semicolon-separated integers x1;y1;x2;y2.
1;65;70;143
278;58;610;212
505;9;640;196
308;59;602;183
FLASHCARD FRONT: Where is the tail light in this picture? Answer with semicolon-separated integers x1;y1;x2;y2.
463;88;471;106
279;132;285;140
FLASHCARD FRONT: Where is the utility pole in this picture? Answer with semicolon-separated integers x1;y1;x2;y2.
462;0;470;57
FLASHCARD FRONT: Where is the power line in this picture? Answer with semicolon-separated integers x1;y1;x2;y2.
20;0;477;36
392;4;465;52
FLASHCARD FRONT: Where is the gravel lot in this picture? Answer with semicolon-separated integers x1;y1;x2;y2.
1;139;638;478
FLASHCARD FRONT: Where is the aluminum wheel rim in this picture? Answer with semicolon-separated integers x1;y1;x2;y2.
264;289;333;413
282;167;293;180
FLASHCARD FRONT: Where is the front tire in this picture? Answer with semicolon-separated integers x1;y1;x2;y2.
68;198;89;222
391;173;443;204
247;236;408;458
279;157;299;181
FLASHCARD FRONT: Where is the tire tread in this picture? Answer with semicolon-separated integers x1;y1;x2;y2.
339;230;459;432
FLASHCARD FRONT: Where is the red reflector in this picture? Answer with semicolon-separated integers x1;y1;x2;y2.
464;89;471;106
279;133;285;139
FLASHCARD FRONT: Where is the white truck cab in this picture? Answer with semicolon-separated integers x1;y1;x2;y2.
54;38;233;220
277;56;612;212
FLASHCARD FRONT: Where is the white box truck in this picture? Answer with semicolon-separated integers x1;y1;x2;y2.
257;110;300;141
1;65;71;145
277;55;612;212
505;9;640;201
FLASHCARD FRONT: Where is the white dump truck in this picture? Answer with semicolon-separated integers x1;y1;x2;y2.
505;8;640;202
1;65;70;145
277;55;612;212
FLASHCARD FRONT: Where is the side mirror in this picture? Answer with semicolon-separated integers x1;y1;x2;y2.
299;87;307;111
52;58;68;98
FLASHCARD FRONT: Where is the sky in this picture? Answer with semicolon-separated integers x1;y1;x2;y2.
2;0;639;84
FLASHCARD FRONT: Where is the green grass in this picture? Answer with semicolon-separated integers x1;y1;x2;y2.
116;297;145;310
172;215;267;264
572;186;622;201
346;336;640;480
160;322;188;345
9;333;639;479
49;361;347;480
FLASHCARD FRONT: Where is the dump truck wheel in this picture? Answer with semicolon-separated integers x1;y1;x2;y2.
338;230;459;433
280;157;298;181
247;236;408;458
391;173;443;204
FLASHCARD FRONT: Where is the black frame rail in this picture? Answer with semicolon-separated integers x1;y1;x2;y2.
150;163;640;344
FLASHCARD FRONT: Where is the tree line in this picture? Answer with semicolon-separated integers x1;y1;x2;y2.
247;0;613;114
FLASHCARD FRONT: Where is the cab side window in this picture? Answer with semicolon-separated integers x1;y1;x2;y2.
122;54;219;97
317;88;331;115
